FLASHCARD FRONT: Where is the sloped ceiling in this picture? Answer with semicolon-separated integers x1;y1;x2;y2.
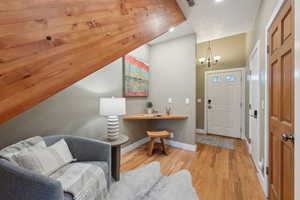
0;0;185;124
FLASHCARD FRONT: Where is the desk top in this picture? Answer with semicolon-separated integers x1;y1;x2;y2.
123;114;188;120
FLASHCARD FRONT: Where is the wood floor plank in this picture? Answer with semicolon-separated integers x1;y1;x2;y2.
121;139;266;200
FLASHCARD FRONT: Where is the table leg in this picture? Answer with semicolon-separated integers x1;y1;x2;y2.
111;146;121;181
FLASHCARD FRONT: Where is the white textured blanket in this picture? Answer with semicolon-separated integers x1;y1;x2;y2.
109;162;199;200
51;162;108;200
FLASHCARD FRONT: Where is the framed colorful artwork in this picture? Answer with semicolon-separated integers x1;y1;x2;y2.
123;55;150;97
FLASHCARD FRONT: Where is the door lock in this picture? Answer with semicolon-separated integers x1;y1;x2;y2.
207;99;212;109
282;134;294;142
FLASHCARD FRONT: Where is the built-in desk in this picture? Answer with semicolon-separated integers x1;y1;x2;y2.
123;114;188;120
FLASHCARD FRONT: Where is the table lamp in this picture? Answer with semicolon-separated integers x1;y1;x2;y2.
99;97;126;140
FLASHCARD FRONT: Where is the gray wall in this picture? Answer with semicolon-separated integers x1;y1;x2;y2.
149;34;197;145
246;0;278;162
0;45;150;149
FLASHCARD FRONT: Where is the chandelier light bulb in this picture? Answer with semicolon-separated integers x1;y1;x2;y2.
213;56;221;62
199;57;206;64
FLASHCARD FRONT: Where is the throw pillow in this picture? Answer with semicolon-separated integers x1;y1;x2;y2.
13;139;75;175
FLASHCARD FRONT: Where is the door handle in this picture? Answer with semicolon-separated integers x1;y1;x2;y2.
282;134;294;142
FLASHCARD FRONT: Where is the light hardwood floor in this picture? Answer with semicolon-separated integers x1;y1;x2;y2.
121;138;266;200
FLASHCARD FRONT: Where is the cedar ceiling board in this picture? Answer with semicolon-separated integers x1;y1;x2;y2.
0;0;186;124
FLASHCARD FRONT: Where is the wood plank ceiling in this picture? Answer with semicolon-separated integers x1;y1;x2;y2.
0;0;185;124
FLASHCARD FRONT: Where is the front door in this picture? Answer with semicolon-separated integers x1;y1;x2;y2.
206;70;243;138
249;45;261;170
268;0;294;199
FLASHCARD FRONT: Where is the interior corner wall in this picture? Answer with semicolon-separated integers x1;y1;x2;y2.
0;45;150;149
148;34;197;145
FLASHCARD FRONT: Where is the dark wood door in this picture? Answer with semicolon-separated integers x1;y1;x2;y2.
268;0;294;199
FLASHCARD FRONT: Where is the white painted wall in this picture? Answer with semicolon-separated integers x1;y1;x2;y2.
294;0;300;198
149;34;197;145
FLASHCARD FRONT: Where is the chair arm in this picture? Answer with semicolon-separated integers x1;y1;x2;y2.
0;159;64;200
44;135;112;187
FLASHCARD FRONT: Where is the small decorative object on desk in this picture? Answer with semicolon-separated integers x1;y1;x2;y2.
166;105;172;115
146;101;153;114
99;97;126;141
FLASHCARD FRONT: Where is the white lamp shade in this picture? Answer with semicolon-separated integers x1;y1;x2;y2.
99;98;126;116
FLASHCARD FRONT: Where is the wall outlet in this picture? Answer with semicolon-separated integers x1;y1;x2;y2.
170;132;174;138
168;98;173;103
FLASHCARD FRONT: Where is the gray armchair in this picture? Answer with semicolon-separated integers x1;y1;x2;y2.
0;135;111;200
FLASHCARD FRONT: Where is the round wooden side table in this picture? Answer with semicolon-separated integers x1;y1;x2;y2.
100;134;129;181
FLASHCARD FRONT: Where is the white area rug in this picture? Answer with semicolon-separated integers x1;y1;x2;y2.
108;162;199;200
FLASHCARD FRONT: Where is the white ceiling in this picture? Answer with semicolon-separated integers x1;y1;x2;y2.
177;0;261;43
148;22;195;45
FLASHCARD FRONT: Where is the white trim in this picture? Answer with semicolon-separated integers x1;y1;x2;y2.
165;139;197;152
248;39;262;173
262;0;286;197
246;138;252;154
121;137;197;154
204;67;246;138
257;168;269;196
121;137;150;154
245;139;268;196
196;129;207;134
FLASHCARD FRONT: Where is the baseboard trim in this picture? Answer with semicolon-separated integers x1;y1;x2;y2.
257;167;268;196
121;137;150;155
245;138;252;154
196;129;207;134
245;139;268;197
121;137;197;154
164;139;197;152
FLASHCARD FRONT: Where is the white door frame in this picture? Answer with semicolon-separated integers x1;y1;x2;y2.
247;40;261;154
262;0;286;196
248;40;267;194
248;39;261;159
204;67;246;138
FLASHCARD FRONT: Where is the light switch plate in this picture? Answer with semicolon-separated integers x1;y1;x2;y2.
185;98;190;104
168;98;172;103
197;98;202;103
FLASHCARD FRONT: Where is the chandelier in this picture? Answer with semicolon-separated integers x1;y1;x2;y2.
198;41;221;67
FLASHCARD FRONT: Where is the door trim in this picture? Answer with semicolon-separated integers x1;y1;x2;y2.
204;67;246;138
263;0;287;197
249;39;263;171
249;40;268;196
